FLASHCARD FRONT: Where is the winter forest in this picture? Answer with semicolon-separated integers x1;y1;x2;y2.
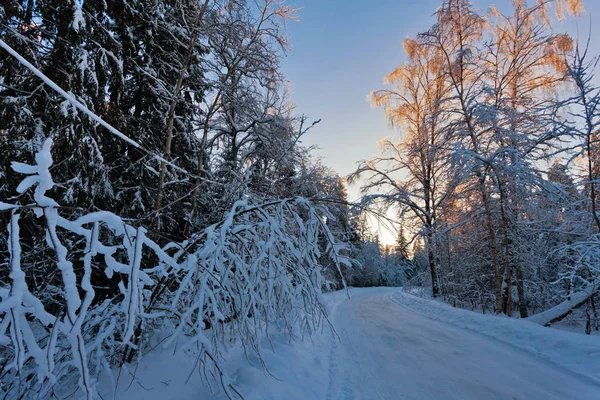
1;0;600;399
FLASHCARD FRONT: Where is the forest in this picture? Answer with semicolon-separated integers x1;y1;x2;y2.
0;0;599;399
357;0;598;324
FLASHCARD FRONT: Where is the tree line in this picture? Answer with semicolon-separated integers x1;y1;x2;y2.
354;0;599;329
0;1;369;398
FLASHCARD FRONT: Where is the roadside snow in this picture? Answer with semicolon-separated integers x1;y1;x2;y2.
392;290;600;386
100;290;349;400
101;288;600;399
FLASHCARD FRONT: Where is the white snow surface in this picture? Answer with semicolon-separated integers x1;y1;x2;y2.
104;287;600;399
392;289;600;386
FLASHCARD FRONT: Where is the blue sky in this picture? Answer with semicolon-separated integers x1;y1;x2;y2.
282;0;441;190
281;0;600;243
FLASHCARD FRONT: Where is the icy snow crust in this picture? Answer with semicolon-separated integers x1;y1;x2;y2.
104;287;600;399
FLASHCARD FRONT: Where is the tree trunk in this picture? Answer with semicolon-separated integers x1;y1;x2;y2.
592;295;599;331
586;115;600;233
154;33;199;214
479;176;503;314
498;180;513;317
515;265;528;318
154;0;210;219
527;279;600;325
183;125;209;237
426;232;441;298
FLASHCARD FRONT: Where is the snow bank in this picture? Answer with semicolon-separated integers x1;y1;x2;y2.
99;290;349;399
391;290;600;385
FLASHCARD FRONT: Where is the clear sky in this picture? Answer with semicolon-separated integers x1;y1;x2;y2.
281;0;600;244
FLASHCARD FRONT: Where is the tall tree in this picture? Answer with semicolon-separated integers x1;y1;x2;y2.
354;36;458;298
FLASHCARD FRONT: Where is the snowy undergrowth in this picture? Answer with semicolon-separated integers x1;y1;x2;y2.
0;139;351;399
98;290;349;400
392;290;600;385
552;308;600;337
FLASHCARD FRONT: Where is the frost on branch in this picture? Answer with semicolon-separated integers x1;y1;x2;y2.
0;140;350;399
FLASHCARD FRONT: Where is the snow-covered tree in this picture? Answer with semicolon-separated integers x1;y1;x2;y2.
353;34;460;298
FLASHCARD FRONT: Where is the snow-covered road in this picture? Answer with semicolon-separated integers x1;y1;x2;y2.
110;287;600;399
326;288;600;400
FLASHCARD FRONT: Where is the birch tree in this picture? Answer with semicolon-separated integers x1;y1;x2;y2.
354;37;458;298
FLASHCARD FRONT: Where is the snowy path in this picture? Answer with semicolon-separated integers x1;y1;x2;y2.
325;288;600;400
109;288;600;399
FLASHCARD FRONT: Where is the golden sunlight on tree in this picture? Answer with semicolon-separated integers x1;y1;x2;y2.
358;0;593;317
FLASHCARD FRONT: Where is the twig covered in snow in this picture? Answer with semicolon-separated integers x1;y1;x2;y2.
0;139;350;399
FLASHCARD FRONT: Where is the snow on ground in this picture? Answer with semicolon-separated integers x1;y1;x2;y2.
102;289;349;400
104;287;600;399
392;290;600;386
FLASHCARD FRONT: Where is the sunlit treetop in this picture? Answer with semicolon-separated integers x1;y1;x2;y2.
490;0;584;24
